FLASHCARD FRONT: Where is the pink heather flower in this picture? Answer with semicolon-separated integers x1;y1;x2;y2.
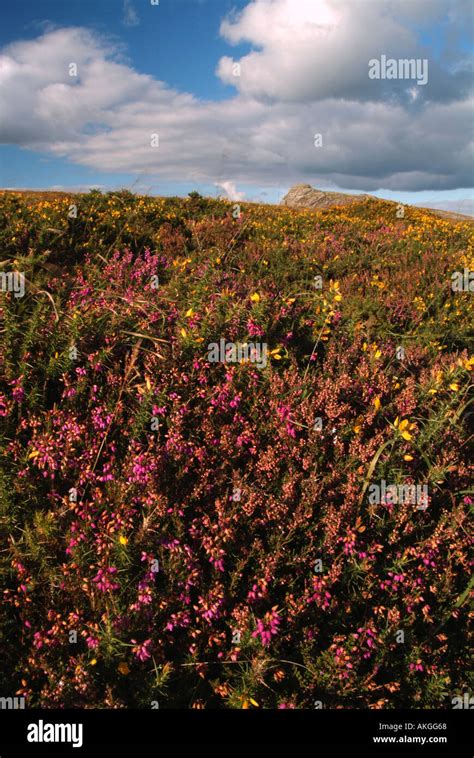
285;423;296;438
91;407;113;431
11;378;25;403
308;578;331;609
252;608;281;647
246;318;265;337
92;567;120;592
33;634;42;649
247;580;268;602
132;638;152;662
277;403;291;421
165;611;191;632
152;405;167;416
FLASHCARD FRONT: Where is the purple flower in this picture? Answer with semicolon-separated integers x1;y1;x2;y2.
132;638;152;661
252;608;281;647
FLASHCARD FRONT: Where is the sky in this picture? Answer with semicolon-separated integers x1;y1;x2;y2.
0;0;472;211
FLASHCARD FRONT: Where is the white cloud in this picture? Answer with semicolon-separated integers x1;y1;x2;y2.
215;181;246;201
0;5;472;194
217;0;471;105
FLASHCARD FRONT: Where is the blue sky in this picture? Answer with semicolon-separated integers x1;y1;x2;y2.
0;0;472;210
0;0;251;100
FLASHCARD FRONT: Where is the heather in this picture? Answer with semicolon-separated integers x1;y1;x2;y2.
0;189;472;708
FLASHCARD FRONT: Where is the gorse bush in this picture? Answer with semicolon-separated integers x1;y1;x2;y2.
0;190;472;708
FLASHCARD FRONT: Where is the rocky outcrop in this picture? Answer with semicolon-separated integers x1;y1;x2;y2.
279;183;473;222
280;184;371;210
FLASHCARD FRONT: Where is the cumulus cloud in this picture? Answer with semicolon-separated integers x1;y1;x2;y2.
215;181;246;201
0;2;472;194
217;0;472;105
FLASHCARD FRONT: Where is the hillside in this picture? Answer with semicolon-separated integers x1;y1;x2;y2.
0;189;472;709
280;184;474;223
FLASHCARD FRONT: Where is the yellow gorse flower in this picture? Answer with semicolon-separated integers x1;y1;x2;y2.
353;415;364;434
241;696;259;708
394;417;416;441
269;347;283;360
